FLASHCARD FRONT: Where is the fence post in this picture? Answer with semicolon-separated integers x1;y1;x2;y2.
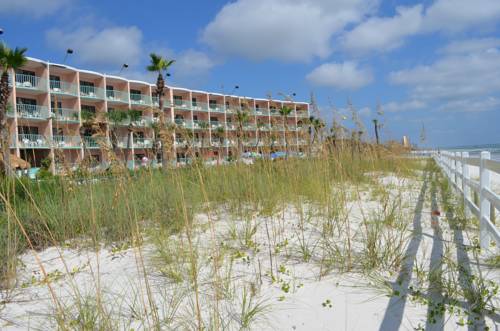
451;152;456;188
454;152;458;188
479;151;491;250
462;152;470;218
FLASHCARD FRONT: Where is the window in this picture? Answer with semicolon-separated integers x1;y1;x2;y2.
18;126;39;135
81;105;96;113
51;100;63;115
133;132;144;139
209;100;217;109
106;85;115;98
50;75;61;89
192;97;197;107
174;95;183;106
16;97;36;106
225;101;230;108
193;115;198;121
52;128;63;137
80;81;95;94
256;105;260;110
130;89;142;101
210;117;218;122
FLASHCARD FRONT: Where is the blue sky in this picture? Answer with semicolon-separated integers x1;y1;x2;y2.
1;0;500;147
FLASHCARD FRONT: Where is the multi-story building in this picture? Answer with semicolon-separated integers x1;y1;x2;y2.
6;57;310;172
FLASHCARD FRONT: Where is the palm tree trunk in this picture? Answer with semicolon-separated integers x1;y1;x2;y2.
0;72;13;176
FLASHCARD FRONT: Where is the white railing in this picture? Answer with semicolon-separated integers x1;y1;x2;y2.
435;151;500;251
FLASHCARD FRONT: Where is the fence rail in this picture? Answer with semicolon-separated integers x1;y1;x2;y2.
434;151;500;251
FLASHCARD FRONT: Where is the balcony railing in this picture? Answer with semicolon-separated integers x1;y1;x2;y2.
16;104;51;120
193;120;210;129
16;134;50;148
15;74;46;91
83;136;101;149
130;93;152;106
210;121;224;129
50;80;78;96
80;86;105;100
106;90;129;103
296;111;309;118
174;119;194;129
52;108;80;123
133;137;153;149
174;100;192;110
243;124;257;131
208;103;225;113
52;135;82;149
226;123;236;130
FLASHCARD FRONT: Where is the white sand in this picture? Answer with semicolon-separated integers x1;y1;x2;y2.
1;173;499;330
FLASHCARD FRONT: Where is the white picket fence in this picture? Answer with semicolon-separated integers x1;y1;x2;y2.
434;151;500;251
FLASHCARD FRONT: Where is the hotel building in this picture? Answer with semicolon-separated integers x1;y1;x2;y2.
6;57;310;172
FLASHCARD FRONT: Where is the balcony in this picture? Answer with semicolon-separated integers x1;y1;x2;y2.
226;123;236;131
173;100;192;111
16;104;51;120
133;137;153;149
208;103;225;113
243;124;257;131
80;86;105;100
174;119;194;129
52;108;80;123
130;93;152;106
175;138;188;147
210;121;224;129
269;110;280;116
131;116;153;127
253;108;268;116
258;124;271;131
50;80;78;96
106;90;129;104
16;134;50;149
52;135;82;149
191;102;208;112
192;120;210;129
152;96;159;107
82;136;101;149
296;111;309;118
15;74;46;91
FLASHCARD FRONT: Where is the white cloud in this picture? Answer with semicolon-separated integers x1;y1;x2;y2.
173;50;216;77
389;40;500;112
437;97;500;112
389;48;500;101
339;0;500;54
46;26;143;67
440;37;500;54
342;5;423;53
202;0;377;62
306;61;373;90
0;0;70;17
424;0;500;32
383;99;426;112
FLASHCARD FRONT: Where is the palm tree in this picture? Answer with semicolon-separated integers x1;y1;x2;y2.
214;126;225;163
198;121;210;160
0;43;27;175
279;106;293;158
235;109;249;160
147;53;175;169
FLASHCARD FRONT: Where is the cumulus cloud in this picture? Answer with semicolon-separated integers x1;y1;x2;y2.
340;0;500;54
46;26;143;67
440;38;500;54
383;99;427;112
0;0;70;17
342;5;423;53
202;0;377;62
173;50;216;77
306;61;373;90
424;0;500;32
389;40;500;112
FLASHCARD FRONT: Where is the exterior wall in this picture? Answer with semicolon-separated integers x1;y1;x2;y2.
8;58;310;171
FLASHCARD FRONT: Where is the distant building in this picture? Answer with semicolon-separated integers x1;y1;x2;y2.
402;136;410;148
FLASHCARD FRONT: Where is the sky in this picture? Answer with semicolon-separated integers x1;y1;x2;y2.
1;0;500;148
